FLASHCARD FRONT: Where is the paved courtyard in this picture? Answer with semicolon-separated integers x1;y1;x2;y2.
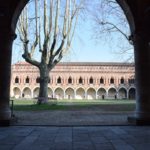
0;125;150;150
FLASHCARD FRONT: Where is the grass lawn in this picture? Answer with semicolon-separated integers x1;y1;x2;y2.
10;98;136;112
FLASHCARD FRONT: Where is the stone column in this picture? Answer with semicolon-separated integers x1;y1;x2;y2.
0;31;15;126
129;32;150;125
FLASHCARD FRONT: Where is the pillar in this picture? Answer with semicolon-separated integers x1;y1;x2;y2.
128;31;150;125
0;30;15;126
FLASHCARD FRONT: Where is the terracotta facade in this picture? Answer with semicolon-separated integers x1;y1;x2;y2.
10;62;135;100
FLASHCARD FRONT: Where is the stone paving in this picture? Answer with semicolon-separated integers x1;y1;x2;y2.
0;125;150;150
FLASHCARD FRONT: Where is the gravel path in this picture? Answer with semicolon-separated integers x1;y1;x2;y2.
13;110;133;126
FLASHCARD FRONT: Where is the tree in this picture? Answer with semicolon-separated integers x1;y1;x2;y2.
17;0;82;104
89;0;133;61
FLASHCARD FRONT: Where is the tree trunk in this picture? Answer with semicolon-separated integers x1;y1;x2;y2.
38;64;49;104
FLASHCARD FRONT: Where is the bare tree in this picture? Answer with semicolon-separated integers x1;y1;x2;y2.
89;0;133;61
17;0;82;104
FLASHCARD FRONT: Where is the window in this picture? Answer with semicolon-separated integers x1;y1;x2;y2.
36;77;40;83
48;78;50;83
110;77;114;84
57;77;61;84
15;77;19;83
100;77;104;84
68;77;72;84
25;76;30;83
89;77;93;84
128;78;135;84
79;77;83;84
120;78;124;84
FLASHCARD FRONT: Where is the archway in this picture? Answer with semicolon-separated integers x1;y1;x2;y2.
65;88;75;99
76;88;85;100
128;88;136;100
22;87;32;98
118;87;127;99
48;87;53;98
108;88;117;99
2;0;150;126
13;87;21;98
97;88;106;99
87;88;96;100
33;87;39;98
54;88;64;100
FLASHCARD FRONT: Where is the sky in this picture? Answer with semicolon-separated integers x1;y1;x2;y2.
12;0;134;64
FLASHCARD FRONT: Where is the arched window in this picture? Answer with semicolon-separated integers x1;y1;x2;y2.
100;77;104;84
110;77;114;84
57;77;61;84
68;77;72;84
25;76;30;83
79;77;83;84
15;77;19;83
89;77;93;84
120;77;124;84
36;77;40;83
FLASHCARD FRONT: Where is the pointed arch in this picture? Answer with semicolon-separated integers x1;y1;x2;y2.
89;77;94;84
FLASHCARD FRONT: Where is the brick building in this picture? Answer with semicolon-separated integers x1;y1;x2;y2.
11;62;135;100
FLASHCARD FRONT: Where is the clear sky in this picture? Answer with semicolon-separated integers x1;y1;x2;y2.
12;0;133;64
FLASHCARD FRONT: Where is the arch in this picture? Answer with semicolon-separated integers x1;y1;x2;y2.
100;77;104;84
110;77;114;84
118;87;127;99
87;88;96;100
108;88;117;99
22;87;32;98
128;88;136;100
79;77;83;84
33;87;39;98
89;77;94;84
116;0;135;34
36;77;40;83
25;76;30;83
54;87;64;99
68;76;72;84
65;88;75;99
76;87;85;100
57;76;62;84
120;77;125;84
15;76;19;83
13;87;21;98
97;88;107;99
48;87;53;98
